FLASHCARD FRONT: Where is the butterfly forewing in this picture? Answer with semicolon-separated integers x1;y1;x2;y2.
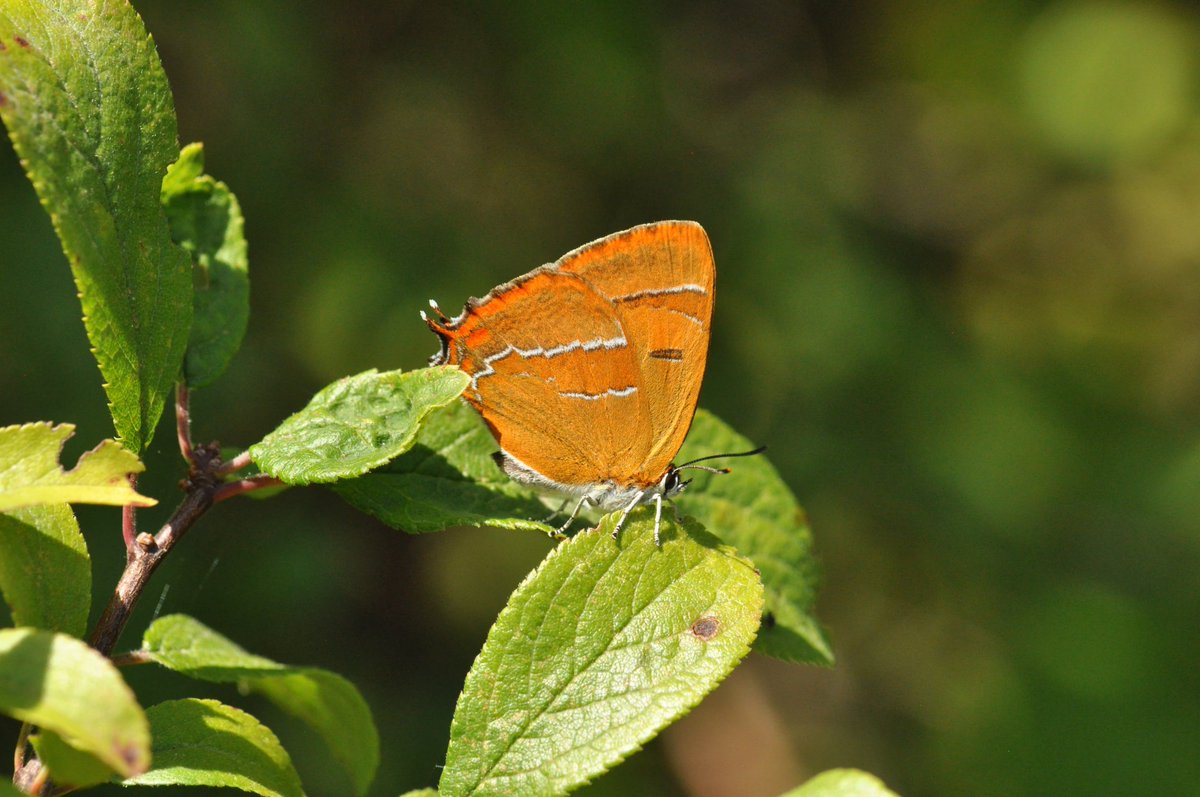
430;268;655;487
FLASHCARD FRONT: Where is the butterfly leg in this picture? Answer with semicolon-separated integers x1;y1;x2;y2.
653;492;665;546
542;498;570;524
555;496;589;535
610;490;647;540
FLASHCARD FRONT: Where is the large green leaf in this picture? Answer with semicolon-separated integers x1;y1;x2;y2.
677;410;833;665
0;0;193;453
0;628;149;778
0;504;89;637
250;367;469;485
142;614;378;797
439;513;763;797
0;422;155;511
29;729;116;788
125;699;304;797
333;400;555;534
162;141;249;388
779;768;901;797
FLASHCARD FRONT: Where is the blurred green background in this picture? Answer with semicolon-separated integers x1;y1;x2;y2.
3;1;1199;795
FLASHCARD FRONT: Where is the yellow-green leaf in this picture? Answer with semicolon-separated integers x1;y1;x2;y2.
677;410;832;665
779;768;902;797
142;614;378;797
0;423;155;511
125;699;304;797
0;504;89;636
440;513;763;796
0;628;149;778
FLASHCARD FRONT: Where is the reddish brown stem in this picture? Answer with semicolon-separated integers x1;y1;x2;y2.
215;449;253;476
88;482;215;657
109;650;154;668
213;473;283;503
175;382;194;464
121;477;138;555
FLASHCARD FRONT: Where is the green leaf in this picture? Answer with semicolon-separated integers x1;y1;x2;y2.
333;400;555;534
398;791;438;797
142;614;285;677
142;614;378;797
31;730;116;788
0;423;155;511
0;0;193;453
779;768;901;797
0;628;149;778
0;780;24;796
162;141;250;388
439;513;763;797
125;699;304;797
677;410;833;665
0;504;89;636
250;367;469;485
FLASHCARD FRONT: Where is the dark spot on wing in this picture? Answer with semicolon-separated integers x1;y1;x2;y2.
649;348;684;361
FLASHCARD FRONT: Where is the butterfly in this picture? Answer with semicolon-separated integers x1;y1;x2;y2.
423;220;760;543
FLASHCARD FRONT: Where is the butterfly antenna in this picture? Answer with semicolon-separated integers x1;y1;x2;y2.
676;445;766;473
424;298;451;322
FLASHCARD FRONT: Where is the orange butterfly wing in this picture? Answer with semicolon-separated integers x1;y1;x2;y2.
427;221;714;492
556;221;715;485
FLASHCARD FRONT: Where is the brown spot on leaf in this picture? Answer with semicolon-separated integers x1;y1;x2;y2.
0;93;7;108
14;35;30;49
691;615;721;641
120;742;146;772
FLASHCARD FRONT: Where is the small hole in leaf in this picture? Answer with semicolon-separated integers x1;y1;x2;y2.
691;615;720;641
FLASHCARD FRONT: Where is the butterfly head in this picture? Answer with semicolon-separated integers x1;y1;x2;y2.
658;467;691;501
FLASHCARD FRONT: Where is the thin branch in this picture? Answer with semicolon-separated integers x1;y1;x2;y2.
87;447;221;658
215;449;253;476
13;722;30;773
121;476;138;555
213;473;284;503
110;650;154;668
175;382;194;464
